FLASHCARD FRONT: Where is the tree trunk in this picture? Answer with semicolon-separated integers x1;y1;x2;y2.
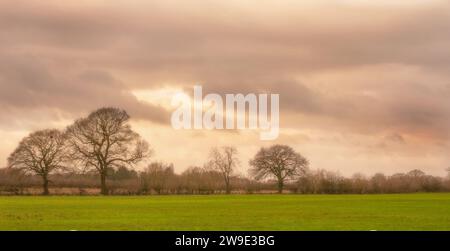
100;173;108;195
42;175;49;195
277;179;284;194
225;179;231;194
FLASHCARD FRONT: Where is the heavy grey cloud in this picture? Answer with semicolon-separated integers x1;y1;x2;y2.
0;52;169;128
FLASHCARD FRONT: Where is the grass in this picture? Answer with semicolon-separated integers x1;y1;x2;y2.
1;193;450;230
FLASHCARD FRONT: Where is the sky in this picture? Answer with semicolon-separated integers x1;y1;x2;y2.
1;0;450;176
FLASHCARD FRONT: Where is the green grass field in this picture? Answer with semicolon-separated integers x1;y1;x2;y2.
1;193;450;230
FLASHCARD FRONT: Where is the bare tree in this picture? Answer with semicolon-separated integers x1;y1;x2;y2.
371;173;387;193
249;144;309;193
7;129;67;195
207;146;239;194
181;166;223;194
352;173;368;194
66;107;151;195
140;162;175;194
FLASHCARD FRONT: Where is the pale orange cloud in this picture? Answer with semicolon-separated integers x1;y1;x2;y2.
0;0;449;176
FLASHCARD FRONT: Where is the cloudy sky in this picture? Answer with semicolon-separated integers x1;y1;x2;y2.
1;0;450;176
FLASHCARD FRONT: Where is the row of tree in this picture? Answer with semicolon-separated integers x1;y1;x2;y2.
1;164;450;195
3;107;450;195
3;107;311;195
6;107;150;195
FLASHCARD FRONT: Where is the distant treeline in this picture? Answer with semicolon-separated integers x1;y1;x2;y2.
1;107;450;195
0;166;449;195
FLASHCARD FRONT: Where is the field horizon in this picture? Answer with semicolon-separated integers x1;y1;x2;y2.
1;193;450;231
